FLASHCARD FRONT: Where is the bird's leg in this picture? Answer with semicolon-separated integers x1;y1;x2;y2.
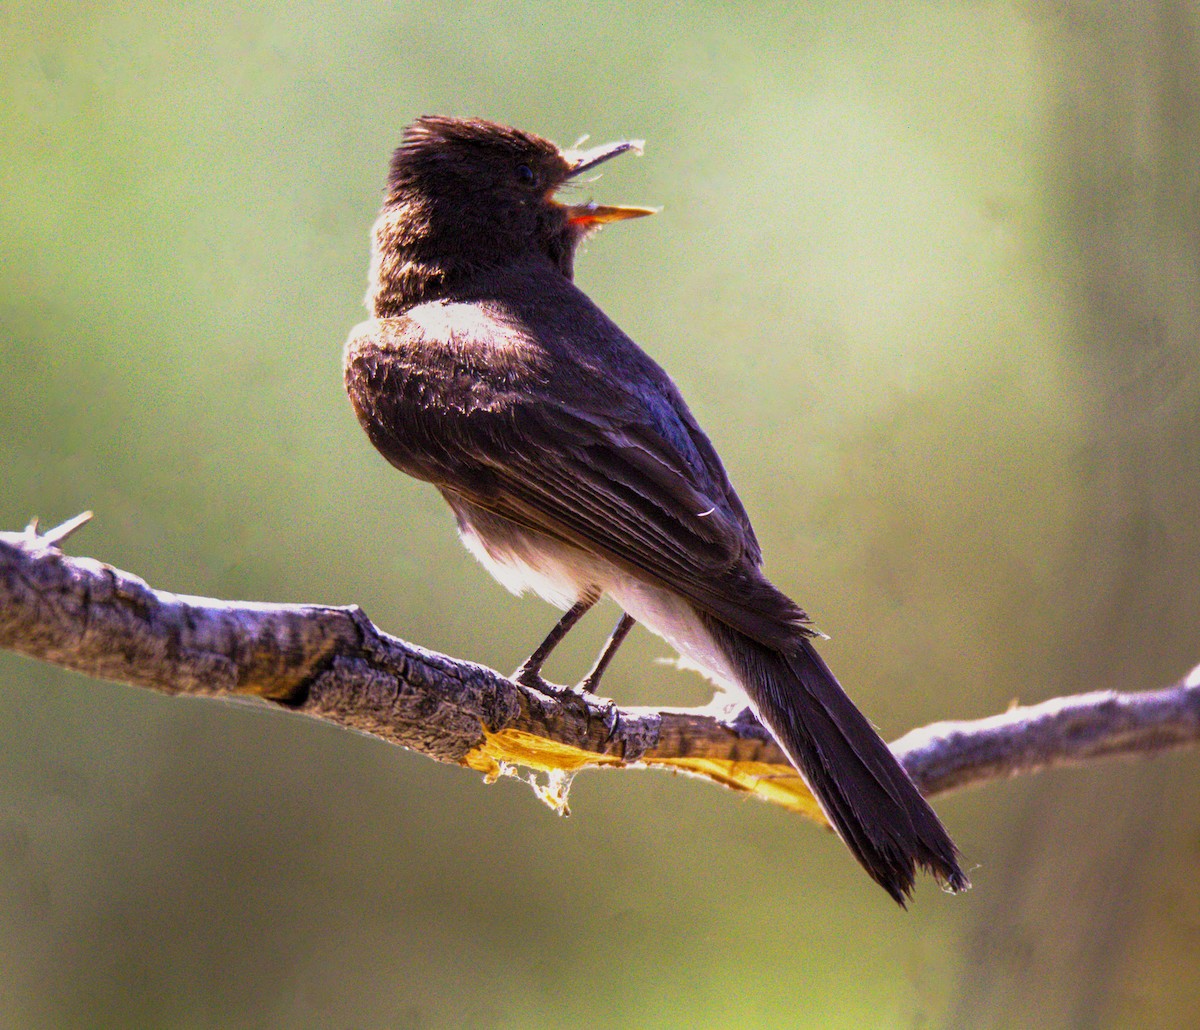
515;602;634;741
581;612;636;742
513;597;595;690
580;612;636;694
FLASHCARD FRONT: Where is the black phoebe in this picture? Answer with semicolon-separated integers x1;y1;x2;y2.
343;115;967;904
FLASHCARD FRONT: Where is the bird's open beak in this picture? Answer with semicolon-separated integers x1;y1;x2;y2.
563;202;658;227
559;138;658;228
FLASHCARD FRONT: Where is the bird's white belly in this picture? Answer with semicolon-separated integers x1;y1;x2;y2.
456;519;593;611
457;516;739;691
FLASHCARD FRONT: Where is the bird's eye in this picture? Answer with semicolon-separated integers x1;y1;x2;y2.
516;164;538;187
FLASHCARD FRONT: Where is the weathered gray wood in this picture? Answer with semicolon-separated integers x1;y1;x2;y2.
3;517;1198;821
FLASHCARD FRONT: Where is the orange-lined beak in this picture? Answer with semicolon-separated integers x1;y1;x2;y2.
564;202;658;228
558;137;658;228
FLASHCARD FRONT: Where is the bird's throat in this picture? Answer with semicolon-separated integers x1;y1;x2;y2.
365;194;583;317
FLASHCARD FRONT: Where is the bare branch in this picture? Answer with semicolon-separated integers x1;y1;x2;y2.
2;518;1197;823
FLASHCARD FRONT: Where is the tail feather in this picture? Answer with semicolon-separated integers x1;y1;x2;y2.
703;615;968;905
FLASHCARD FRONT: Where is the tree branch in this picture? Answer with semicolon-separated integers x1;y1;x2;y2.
2;516;1198;822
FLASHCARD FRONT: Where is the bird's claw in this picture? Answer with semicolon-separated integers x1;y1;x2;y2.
597;697;622;744
513;668;620;739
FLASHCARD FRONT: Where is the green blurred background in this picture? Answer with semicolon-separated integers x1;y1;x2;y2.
3;2;1199;1026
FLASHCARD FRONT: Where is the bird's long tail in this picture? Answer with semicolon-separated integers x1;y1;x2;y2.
702;614;968;905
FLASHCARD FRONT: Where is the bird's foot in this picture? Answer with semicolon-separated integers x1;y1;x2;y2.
513;666;619;738
512;663;557;696
513;665;588;714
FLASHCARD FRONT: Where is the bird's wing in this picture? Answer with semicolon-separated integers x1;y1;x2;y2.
345;315;809;645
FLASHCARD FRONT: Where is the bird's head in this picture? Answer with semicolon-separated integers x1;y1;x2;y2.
368;115;654;315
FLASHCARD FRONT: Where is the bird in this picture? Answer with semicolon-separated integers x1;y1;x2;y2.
342;115;968;905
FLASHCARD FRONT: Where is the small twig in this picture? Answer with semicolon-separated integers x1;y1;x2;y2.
1;515;1198;823
25;510;94;547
